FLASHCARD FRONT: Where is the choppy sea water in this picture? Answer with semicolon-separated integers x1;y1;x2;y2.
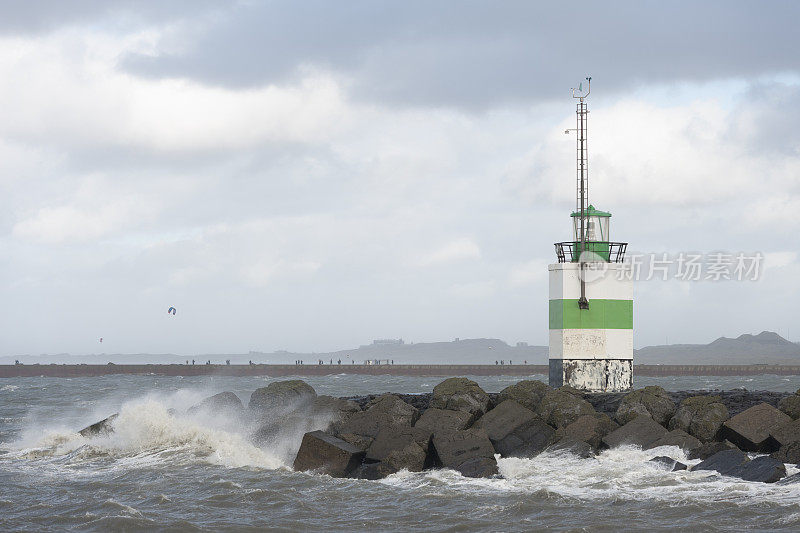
2;374;800;532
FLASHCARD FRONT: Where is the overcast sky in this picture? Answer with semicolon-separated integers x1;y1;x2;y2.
1;1;799;356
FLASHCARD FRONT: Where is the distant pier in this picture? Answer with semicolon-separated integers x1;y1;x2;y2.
1;364;800;378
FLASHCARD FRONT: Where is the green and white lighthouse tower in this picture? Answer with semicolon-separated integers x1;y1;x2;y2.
549;78;633;392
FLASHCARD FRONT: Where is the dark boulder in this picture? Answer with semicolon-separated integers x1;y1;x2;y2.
546;437;594;459
719;403;790;452
456;456;499;478
554;413;618;451
778;391;800;420
293;430;365;477
414;408;473;434
78;414;118;437
615;386;675;426
472;400;554;457
347;393;429;411
365;426;431;472
429;378;490;419
728;456;786;483
336;394;420;450
584;392;626;418
602;415;668;449
188;391;244;416
687;440;739;460
771;441;800;464
363;394;420;423
692;449;749;475
559;385;585;397
383;442;430;473
769;417;800;448
497;380;551;412
769;418;800;465
649;456;687;471
337;432;373;452
694;389;787;417
668;395;729;442
537;388;596;429
431;428;498;478
249;380;316;414
644;429;702;453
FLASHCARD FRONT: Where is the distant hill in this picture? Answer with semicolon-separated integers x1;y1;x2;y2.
634;331;800;365
305;338;548;365
6;332;798;366
2;338;549;366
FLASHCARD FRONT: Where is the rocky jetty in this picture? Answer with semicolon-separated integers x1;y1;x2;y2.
77;379;800;484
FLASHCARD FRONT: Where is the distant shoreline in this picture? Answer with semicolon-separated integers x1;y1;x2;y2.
2;364;800;378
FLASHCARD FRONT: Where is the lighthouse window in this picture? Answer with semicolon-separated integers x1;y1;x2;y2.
572;214;609;241
599;217;609;241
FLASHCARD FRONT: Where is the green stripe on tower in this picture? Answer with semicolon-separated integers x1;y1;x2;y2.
549;299;633;329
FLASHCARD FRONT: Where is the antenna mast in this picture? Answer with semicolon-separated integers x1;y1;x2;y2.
573;77;591;309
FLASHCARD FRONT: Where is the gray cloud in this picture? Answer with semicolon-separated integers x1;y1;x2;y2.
119;0;800;109
730;82;800;157
0;0;225;35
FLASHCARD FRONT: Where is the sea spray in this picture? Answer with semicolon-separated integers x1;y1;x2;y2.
8;395;290;470
246;402;338;465
99;399;287;469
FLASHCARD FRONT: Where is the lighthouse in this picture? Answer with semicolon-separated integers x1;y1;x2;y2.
549;78;633;392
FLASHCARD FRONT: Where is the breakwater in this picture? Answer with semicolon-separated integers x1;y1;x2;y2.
75;377;800;484
2;363;800;378
256;379;800;482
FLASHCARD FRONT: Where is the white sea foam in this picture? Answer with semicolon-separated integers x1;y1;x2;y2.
1;385;19;392
10;395;288;470
382;446;800;506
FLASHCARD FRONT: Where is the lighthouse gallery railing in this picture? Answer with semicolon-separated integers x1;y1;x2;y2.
554;241;627;263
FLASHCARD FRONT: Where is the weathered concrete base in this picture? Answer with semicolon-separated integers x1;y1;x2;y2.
549;359;632;392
